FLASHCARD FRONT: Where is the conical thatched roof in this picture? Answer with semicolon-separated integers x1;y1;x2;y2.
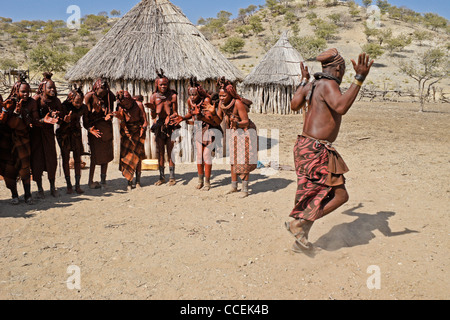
65;0;242;82
243;32;304;87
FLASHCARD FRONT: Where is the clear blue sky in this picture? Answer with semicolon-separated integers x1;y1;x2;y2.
0;0;448;22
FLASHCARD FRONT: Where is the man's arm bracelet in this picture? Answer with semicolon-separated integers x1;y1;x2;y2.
299;78;308;87
355;74;366;82
353;79;364;87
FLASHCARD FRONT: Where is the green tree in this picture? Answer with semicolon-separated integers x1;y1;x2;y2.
236;25;252;38
71;47;90;64
217;11;232;22
306;12;317;21
328;13;342;25
246;5;258;15
364;24;379;42
375;28;392;45
110;10;121;17
14;38;30;59
314;20;337;40
68;35;80;47
290;35;327;60
249;15;264;35
45;32;61;48
238;8;248;24
0;58;19;70
413;30;432;46
197;17;206;25
291;23;300;36
78;27;90;39
385;34;411;55
0;17;13;23
29;45;70;73
266;0;287;16
376;0;391;15
285;11;297;26
204;18;226;36
361;42;384;59
398;48;449;112
423;13;448;31
362;0;372;7
83;14;108;29
220;37;246;58
349;6;360;18
324;0;338;7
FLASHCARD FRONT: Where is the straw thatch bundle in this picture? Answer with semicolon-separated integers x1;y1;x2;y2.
65;0;243;162
242;32;304;114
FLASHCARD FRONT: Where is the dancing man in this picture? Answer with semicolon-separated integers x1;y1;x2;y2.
286;49;374;253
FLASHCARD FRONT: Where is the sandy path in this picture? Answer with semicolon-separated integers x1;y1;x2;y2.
0;102;448;300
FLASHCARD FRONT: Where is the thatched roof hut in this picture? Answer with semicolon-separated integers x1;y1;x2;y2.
65;0;243;162
242;32;304;114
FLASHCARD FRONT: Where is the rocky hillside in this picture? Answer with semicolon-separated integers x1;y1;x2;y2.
0;0;448;101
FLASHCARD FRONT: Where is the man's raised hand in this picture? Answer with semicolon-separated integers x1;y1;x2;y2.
351;53;374;79
300;62;311;82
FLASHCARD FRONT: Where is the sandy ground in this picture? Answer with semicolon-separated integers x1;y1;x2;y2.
0;101;449;300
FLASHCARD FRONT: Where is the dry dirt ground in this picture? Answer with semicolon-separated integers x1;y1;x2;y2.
0;102;448;300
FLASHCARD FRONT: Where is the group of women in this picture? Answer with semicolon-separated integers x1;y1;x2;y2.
0;73;258;204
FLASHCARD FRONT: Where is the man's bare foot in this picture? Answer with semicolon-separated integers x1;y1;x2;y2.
202;183;211;191
155;178;166;186
51;189;59;197
168;178;176;186
10;198;19;205
135;183;142;189
285;220;313;251
66;187;73;194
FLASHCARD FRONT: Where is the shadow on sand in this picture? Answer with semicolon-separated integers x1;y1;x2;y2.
0;164;294;218
313;203;419;252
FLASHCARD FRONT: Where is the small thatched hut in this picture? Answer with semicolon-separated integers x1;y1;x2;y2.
65;0;243;162
242;32;304;115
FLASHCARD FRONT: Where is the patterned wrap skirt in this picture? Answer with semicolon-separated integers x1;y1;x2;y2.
290;135;349;222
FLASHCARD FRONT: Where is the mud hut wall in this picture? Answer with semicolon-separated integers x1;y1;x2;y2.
244;84;300;115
